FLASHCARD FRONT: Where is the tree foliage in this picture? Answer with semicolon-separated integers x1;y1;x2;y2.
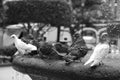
107;24;120;38
71;0;104;9
4;0;72;27
72;0;114;25
0;0;7;27
94;2;114;21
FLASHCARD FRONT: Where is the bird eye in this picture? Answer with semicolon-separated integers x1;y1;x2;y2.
11;36;14;38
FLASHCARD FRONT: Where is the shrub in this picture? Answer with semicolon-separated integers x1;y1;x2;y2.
0;46;17;56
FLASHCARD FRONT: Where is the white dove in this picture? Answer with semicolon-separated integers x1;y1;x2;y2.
84;41;110;67
11;34;37;55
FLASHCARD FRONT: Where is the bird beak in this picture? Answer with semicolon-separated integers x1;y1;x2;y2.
10;35;15;38
10;35;13;38
13;43;15;46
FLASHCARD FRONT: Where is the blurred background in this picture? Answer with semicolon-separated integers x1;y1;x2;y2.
0;0;120;80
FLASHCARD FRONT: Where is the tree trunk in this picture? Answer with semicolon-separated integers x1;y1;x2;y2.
12;54;120;80
27;23;32;35
69;27;75;42
1;29;5;48
57;26;61;42
117;36;120;51
35;24;46;39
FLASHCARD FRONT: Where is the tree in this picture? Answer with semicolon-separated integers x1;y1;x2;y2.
4;0;73;42
69;0;105;39
107;24;120;38
0;0;8;47
107;23;120;49
69;0;114;39
71;0;104;9
93;1;114;21
71;0;114;24
0;0;6;26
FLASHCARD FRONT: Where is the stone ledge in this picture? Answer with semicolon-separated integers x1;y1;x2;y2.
12;55;120;80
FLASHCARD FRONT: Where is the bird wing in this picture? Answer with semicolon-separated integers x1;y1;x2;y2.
84;56;94;66
14;36;37;54
27;44;37;50
17;41;37;51
98;45;110;59
90;44;110;67
84;44;101;66
90;59;101;67
89;44;109;60
15;39;30;50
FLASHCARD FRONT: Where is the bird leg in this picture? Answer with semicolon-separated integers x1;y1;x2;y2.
90;60;104;69
64;55;76;65
14;51;19;56
74;59;82;63
99;61;104;66
65;59;74;65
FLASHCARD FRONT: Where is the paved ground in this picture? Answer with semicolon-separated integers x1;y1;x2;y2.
0;66;32;80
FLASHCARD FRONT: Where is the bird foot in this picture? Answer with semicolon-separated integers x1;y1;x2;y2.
90;62;104;69
74;60;81;63
99;61;104;66
65;62;71;65
65;59;73;65
90;65;98;69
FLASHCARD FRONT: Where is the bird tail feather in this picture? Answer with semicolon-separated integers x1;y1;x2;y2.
90;60;100;67
14;51;19;56
84;58;93;66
